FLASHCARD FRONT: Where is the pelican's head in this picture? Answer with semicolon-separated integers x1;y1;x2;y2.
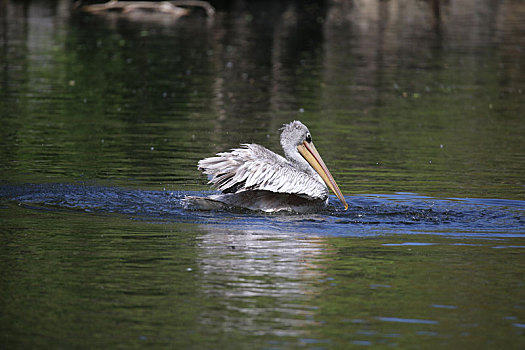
280;121;348;210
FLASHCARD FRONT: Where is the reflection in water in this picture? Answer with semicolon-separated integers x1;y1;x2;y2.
0;183;524;347
1;0;525;348
1;0;524;198
196;225;327;337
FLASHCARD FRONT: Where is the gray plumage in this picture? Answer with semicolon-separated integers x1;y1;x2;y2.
186;121;331;212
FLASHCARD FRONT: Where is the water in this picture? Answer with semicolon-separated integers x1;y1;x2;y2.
2;183;523;237
1;184;524;348
1;0;525;348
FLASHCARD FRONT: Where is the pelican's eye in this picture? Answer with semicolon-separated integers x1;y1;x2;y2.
305;133;312;143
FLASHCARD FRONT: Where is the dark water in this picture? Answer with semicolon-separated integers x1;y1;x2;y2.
1;0;525;348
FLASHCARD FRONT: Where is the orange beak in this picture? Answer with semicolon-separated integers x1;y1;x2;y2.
297;141;348;210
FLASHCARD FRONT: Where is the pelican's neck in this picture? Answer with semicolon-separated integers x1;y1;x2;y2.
282;145;325;185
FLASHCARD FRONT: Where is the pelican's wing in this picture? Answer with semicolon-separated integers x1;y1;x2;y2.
198;144;328;200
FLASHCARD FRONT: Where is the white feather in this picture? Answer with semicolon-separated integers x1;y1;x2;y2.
198;143;328;200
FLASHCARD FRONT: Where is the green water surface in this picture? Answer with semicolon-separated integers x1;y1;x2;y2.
1;0;524;348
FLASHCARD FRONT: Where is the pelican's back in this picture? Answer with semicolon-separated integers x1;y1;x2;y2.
198;144;328;200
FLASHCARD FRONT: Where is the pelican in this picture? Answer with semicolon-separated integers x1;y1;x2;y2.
186;120;348;212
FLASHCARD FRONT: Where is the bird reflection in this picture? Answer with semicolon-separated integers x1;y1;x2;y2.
195;225;329;336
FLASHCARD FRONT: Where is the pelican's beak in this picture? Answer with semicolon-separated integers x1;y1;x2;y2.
297;141;348;210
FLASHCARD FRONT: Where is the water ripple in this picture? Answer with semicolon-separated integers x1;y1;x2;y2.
0;182;523;238
376;317;439;325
